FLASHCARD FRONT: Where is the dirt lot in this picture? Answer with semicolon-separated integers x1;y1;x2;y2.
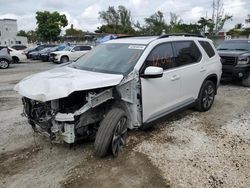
0;62;250;188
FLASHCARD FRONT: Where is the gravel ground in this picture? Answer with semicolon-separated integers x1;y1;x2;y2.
0;62;249;188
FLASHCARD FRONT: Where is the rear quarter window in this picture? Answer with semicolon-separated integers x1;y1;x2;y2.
199;41;215;58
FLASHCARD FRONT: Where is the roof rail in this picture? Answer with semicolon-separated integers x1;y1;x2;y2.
158;33;205;39
115;35;157;39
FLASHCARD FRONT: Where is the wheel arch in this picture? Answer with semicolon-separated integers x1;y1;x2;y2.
203;74;218;94
12;56;19;62
60;55;69;61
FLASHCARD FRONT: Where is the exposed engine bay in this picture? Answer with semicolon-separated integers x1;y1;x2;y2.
21;75;142;144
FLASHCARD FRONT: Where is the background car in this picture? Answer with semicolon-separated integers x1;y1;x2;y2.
30;47;52;60
11;45;27;51
8;47;27;63
50;45;92;63
217;39;250;86
40;44;67;62
0;47;12;69
25;44;57;59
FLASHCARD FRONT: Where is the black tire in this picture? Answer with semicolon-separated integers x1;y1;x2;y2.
94;108;128;158
242;74;250;87
195;80;216;112
12;56;19;64
0;59;10;69
60;56;69;64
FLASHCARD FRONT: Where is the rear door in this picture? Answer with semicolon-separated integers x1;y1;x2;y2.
172;41;204;102
140;42;182;123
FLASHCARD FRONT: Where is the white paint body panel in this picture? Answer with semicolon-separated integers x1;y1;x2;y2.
52;50;90;62
136;37;222;123
14;66;123;102
9;47;27;62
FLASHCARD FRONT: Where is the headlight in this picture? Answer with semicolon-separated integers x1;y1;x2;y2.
237;56;249;65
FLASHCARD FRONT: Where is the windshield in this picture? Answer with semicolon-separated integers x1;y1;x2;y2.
217;41;250;51
63;46;74;51
71;43;145;75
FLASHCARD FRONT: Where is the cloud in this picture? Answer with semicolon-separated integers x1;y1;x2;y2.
0;0;249;32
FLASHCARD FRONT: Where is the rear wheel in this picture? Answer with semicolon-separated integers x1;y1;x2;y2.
12;56;19;63
60;56;69;64
94;108;128;158
0;59;10;69
242;74;250;87
195;80;216;112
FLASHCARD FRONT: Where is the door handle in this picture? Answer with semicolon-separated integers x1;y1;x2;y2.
171;75;180;81
200;67;206;72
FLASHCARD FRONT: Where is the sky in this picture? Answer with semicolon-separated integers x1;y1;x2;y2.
0;0;249;32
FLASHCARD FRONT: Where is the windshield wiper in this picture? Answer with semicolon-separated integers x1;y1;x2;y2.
217;48;230;50
234;48;248;51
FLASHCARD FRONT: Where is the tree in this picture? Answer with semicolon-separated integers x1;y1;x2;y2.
170;12;182;28
17;30;38;43
65;24;84;36
36;11;68;42
171;23;201;34
211;0;232;35
246;14;250;23
136;11;168;35
198;17;214;35
98;5;135;34
17;30;27;37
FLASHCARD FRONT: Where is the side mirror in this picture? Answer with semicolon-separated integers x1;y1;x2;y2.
71;49;75;52
141;66;163;78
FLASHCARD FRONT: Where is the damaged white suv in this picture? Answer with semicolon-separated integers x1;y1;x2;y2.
15;34;222;157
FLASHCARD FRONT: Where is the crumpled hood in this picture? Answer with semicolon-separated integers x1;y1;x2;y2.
14;66;123;102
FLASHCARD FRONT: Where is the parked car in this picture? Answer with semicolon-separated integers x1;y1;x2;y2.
15;34;222;157
26;44;57;59
30;47;52;60
11;44;27;51
217;39;250;86
8;47;27;63
0;46;12;69
50;45;92;63
40;45;67;62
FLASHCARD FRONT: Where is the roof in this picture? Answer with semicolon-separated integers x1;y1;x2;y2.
106;34;209;45
107;36;158;45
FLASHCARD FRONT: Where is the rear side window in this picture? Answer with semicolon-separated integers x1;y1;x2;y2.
144;43;175;70
199;41;215;58
80;46;91;51
173;41;201;67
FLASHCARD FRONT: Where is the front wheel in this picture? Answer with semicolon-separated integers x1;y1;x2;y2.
94;108;128;158
195;80;216;112
60;56;69;64
0;59;10;69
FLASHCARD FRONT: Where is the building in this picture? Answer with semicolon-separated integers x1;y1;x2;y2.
0;18;27;46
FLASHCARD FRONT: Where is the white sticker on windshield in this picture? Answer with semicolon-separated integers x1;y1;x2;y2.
128;45;146;50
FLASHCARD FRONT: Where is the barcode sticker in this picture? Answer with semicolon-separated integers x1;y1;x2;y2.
128;45;146;50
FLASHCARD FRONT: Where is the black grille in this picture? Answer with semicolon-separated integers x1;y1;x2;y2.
220;56;237;65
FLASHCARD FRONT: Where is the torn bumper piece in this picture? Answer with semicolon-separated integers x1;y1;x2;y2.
26;89;114;144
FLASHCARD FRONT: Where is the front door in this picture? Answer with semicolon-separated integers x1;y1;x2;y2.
140;42;181;123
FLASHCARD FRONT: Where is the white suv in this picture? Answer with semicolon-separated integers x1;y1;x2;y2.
50;45;92;63
15;34;222;157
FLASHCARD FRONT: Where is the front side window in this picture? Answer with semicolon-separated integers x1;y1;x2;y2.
72;43;145;75
143;43;175;71
73;46;81;51
173;41;201;67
